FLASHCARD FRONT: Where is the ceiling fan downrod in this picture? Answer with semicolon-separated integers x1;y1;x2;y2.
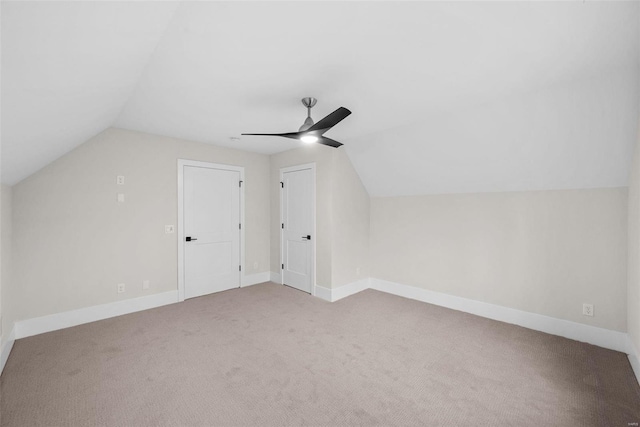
299;97;317;131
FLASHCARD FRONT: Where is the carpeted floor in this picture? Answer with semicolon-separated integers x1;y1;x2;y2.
1;282;639;426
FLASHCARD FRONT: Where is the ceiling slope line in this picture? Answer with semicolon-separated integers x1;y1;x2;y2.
111;2;183;128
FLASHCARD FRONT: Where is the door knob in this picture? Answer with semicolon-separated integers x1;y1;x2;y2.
186;236;198;242
301;235;311;240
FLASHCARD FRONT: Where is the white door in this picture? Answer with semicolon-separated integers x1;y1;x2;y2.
281;166;314;293
183;165;241;299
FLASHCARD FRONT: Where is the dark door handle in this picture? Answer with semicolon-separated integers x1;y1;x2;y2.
302;235;311;240
186;236;197;242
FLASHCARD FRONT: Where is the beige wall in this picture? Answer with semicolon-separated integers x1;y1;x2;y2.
0;185;2;343
370;188;628;331
1;185;13;346
629;117;640;354
270;144;334;287
6;125;632;338
11;128;270;322
331;149;369;287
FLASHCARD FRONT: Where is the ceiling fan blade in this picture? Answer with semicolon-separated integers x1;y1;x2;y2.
241;132;301;139
317;136;343;148
307;107;351;134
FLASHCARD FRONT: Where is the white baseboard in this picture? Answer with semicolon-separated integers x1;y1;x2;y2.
315;278;370;302
332;278;371;301
15;290;179;340
1;325;16;376
369;278;629;353
5;277;637;386
270;271;282;284
314;285;332;302
241;272;270;287
628;337;640;386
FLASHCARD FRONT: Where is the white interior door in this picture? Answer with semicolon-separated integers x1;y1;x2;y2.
183;165;241;299
281;166;314;293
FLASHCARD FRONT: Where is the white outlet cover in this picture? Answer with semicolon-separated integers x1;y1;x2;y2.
165;225;175;234
117;193;125;203
582;303;594;316
117;175;125;185
143;280;150;290
117;283;126;293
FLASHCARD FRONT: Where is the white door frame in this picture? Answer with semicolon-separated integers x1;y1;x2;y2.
177;159;245;302
280;163;316;297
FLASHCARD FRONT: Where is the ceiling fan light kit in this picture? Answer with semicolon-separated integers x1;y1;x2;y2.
242;97;351;148
300;135;318;144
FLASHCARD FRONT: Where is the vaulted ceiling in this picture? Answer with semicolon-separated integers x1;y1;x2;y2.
2;1;639;196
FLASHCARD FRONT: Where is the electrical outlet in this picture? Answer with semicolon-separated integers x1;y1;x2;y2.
253;261;258;270
117;193;125;203
582;303;594;317
165;225;175;234
117;283;126;294
116;175;125;185
143;280;150;290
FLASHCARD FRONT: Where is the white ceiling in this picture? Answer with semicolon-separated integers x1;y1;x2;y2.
2;1;639;196
1;1;180;185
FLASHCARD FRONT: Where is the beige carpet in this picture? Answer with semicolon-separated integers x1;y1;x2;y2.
1;282;639;426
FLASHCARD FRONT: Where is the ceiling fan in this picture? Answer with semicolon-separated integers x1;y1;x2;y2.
242;97;351;148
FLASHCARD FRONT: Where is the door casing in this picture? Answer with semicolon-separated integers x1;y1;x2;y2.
280;163;316;297
177;159;245;302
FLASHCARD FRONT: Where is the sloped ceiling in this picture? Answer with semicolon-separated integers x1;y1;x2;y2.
1;1;180;185
2;1;639;196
